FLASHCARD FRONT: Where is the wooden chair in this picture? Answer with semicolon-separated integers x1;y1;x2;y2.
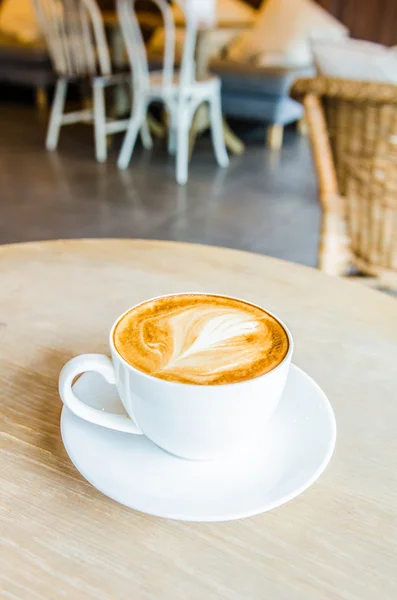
292;76;397;291
116;0;229;185
32;0;130;162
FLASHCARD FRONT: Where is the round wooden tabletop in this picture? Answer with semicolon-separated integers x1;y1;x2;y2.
1;239;396;600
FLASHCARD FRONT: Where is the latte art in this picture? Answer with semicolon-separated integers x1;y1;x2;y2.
113;294;289;385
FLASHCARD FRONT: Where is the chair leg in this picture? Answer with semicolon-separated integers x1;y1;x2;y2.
176;121;189;185
93;81;107;163
188;109;200;161
318;210;351;276
222;118;245;156
148;114;166;138
118;101;146;170
168;127;177;156
267;124;284;150
140;116;153;150
297;115;308;136
46;79;68;151
165;106;177;155
36;86;49;113
209;93;229;168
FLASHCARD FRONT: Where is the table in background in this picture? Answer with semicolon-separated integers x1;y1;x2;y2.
1;239;396;600
102;10;255;30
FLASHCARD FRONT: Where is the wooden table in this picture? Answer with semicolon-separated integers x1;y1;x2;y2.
102;10;254;32
1;239;396;600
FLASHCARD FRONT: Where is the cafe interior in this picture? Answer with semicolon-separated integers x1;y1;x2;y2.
0;0;396;291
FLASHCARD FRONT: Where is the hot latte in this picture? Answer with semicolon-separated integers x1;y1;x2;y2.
113;294;289;385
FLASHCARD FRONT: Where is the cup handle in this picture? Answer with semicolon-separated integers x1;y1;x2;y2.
59;354;143;435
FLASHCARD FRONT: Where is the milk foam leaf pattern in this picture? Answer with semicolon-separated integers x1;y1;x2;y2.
113;294;290;385
164;309;260;370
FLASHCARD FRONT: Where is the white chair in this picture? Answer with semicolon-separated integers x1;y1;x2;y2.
32;0;133;162
116;0;229;185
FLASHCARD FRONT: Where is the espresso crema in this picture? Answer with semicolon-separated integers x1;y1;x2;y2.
113;294;289;385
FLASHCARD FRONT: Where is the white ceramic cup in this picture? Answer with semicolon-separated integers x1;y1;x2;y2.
59;294;293;460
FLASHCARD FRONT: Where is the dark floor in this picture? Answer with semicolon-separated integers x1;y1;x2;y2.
0;103;320;266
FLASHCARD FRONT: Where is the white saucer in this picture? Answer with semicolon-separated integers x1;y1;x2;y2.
61;365;336;522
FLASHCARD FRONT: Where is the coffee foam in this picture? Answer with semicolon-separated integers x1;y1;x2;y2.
113;294;289;385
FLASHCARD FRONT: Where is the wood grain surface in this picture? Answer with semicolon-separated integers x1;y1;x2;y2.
1;239;396;600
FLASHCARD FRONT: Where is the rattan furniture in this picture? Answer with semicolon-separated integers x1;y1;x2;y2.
292;76;397;291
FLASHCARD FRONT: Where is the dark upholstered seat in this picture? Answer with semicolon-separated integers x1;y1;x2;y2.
0;32;55;91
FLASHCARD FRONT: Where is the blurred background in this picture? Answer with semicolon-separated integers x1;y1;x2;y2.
0;0;396;290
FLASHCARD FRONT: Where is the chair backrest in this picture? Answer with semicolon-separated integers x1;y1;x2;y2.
116;0;198;94
32;0;111;77
293;76;397;284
